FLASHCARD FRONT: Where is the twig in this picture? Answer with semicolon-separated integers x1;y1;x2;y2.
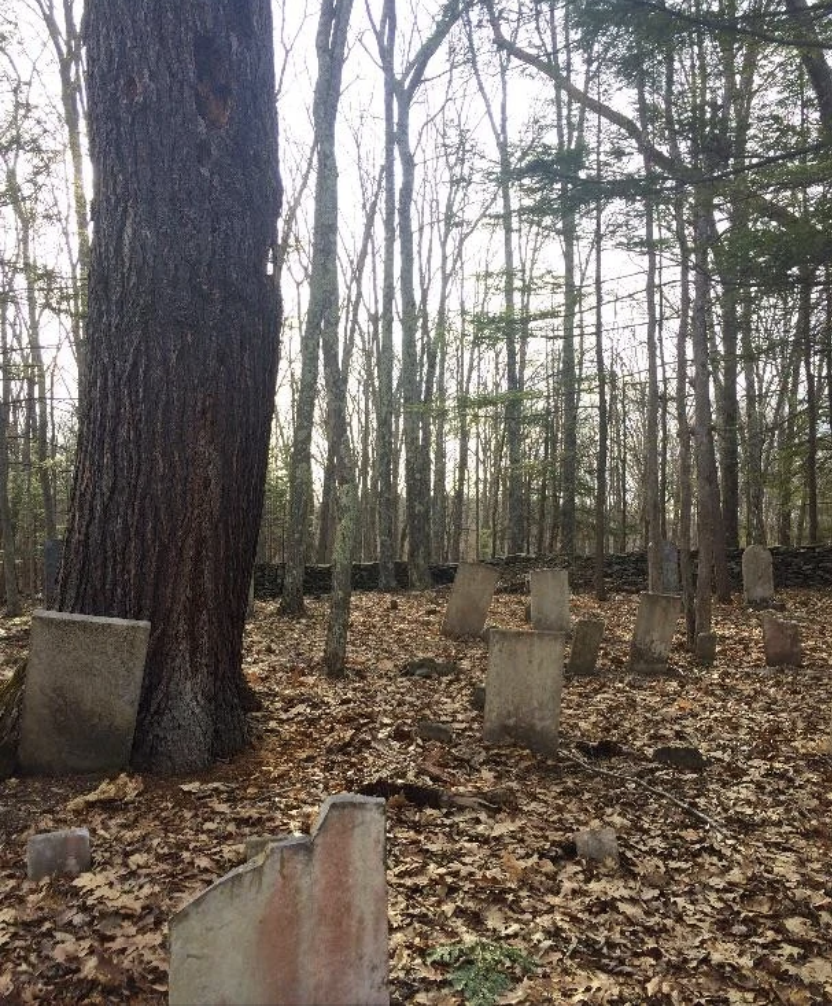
562;748;731;837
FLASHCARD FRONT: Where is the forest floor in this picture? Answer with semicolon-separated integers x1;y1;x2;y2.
0;587;831;1005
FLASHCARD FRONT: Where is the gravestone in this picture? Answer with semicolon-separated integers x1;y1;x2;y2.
628;593;681;675
169;794;388;1006
484;628;564;756
441;562;499;638
742;544;774;605
530;568;570;633
43;538;63;609
566;619;604;676
696;631;717;666
761;613;803;667
18;610;150;776
660;541;680;594
27;828;90;881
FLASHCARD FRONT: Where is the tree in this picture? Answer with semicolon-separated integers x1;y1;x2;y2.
57;0;282;773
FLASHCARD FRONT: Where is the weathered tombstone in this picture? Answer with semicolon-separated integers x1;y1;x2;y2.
742;544;774;605
567;618;604;676
660;540;680;594
18;610;150;776
628;593;681;675
530;568;570;633
43;538;63;609
695;631;717;665
441;562;499;638
484;628;564;756
761;613;803;667
574;827;619;866
27;828;91;881
169;794;389;1006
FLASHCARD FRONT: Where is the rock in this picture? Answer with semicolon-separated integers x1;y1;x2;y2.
574;826;619;866
416;721;454;744
653;745;708;771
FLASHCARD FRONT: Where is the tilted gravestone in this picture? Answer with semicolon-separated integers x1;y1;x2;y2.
168;794;389;1006
660;541;680;594
742;544;774;605
442;562;499;638
761;613;803;667
567;618;604;676
43;538;63;609
18;610;150;776
628;593;681;675
484;628;564;756
530;568;570;634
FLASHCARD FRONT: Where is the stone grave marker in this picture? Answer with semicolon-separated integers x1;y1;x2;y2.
18;609;150;776
566;618;604;676
742;544;774;605
628;593;681;675
441;562;499;638
43;538;62;609
169;793;388;1006
530;568;570;633
27;828;91;881
696;631;717;665
660;540;680;594
761;613;803;667
484;628;564;756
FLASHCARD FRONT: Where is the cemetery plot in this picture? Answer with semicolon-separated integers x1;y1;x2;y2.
0;588;830;1005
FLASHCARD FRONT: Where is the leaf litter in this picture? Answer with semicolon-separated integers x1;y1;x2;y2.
0;587;831;1004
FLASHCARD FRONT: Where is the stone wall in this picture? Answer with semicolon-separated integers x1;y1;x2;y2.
253;544;832;599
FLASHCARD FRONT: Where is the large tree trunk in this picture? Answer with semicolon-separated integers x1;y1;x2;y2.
59;0;281;774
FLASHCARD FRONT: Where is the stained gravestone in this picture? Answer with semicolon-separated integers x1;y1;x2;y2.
43;538;63;609
742;544;774;605
566;618;604;676
660;541;680;594
18;610;150;776
484;628;564;756
530;568;570;634
628;593;681;675
169;794;389;1006
761;613;803;667
441;562;499;638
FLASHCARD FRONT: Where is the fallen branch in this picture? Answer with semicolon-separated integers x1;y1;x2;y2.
562;748;730;837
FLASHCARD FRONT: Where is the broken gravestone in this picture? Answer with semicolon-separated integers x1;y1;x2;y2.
27;828;91;881
628;593;681;675
530;568;570;634
484;628;564;757
574;826;619;866
18;610;150;776
742;544;775;606
566;618;604;676
441;562;499;638
169;794;389;1006
761;613;803;667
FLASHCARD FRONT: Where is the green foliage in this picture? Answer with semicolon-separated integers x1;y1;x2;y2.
427;939;535;1006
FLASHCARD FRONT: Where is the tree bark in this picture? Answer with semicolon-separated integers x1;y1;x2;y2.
59;0;281;773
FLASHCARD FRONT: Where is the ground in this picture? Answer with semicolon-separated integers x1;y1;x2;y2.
0;587;830;1005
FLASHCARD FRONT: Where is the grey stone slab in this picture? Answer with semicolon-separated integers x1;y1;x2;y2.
660;541;680;594
169;794;388;1006
695;631;717;665
567;619;604;676
530;569;570;634
574;827;619;866
742;544;774;604
761;613;803;667
441;563;499;638
43;539;63;609
628;593;681;675
27;828;90;880
483;628;564;757
18;610;150;776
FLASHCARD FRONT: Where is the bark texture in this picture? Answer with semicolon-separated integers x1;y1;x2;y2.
59;0;281;773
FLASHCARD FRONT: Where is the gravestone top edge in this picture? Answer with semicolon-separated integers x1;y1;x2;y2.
489;626;568;641
32;609;151;631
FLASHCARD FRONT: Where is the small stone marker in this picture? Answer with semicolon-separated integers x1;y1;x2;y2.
742;544;774;605
442;562;499;638
27;827;91;881
484;628;564;757
660;540;680;594
43;539;63;609
628;593;681;675
574;826;619;866
169;794;389;1006
696;631;717;665
567;619;604;676
530;568;570;633
761;613;803;667
18;609;150;776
